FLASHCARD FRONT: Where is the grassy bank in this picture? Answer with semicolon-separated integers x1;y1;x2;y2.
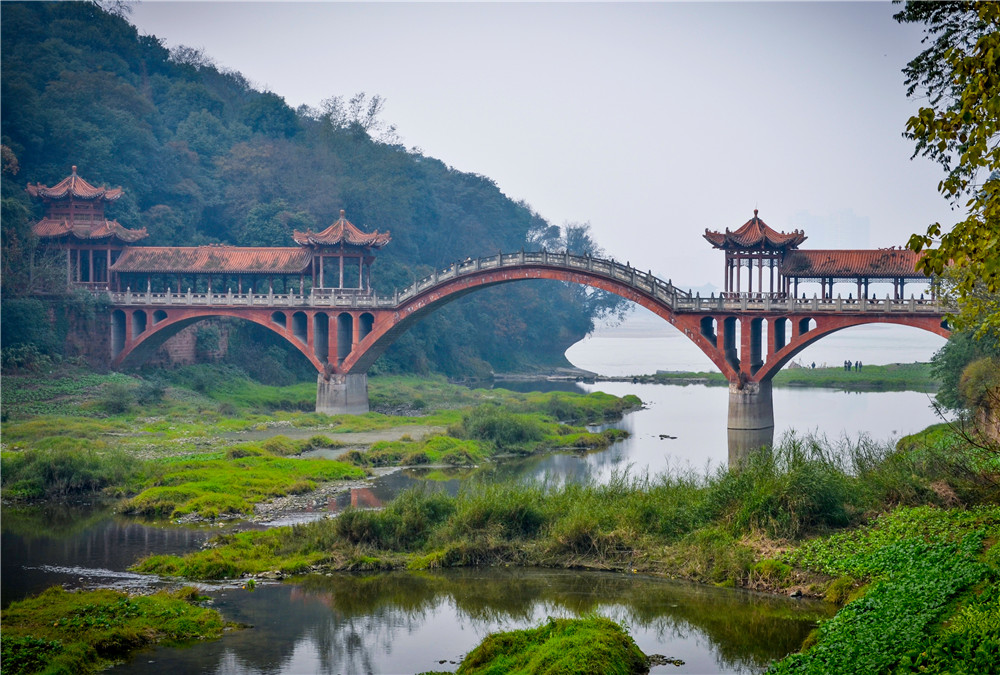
1;367;637;520
133;433;999;580
0;586;235;675
131;430;999;672
639;362;937;391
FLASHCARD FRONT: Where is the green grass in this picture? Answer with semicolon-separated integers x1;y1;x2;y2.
0;586;234;675
132;433;996;580
121;443;365;519
645;363;937;392
447;616;649;675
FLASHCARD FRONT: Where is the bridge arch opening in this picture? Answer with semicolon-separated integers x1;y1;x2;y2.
271;311;286;329
152;310;167;325
700;317;717;344
360;313;374;341
773;318;790;352
292;312;307;344
132;310;147;337
111;310;126;358
313;313;329;364
723;317;740;371
337;313;353;364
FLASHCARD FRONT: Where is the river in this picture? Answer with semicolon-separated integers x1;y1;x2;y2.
2;322;945;673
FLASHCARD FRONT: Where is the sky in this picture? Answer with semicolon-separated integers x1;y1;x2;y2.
127;1;956;292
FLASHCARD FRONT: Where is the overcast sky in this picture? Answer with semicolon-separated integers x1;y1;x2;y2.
128;1;955;291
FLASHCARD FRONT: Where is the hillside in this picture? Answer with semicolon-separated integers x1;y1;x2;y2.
0;1;625;377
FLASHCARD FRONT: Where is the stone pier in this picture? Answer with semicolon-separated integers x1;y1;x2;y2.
727;379;774;431
316;373;369;415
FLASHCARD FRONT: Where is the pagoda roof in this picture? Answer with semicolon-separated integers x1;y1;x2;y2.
704;210;806;250
32;217;148;243
292;210;390;248
110;246;313;274
781;249;926;279
26;166;123;202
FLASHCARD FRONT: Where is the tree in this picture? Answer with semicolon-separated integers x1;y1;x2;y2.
896;2;1000;335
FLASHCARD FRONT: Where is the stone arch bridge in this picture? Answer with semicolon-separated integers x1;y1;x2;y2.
109;250;949;429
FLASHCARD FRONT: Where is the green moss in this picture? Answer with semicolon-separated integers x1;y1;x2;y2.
455;616;648;675
0;586;235;675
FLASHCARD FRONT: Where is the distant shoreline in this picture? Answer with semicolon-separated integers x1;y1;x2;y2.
491;362;938;393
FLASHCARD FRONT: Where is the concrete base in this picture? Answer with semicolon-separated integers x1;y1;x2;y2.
727;380;774;430
316;373;369;415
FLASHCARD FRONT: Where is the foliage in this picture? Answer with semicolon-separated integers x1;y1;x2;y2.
931;327;1000;411
896;2;1000;334
959;356;1000;410
770;506;999;674
1;586;231;675
1;445;144;500
452;616;649;675
0;2;625;375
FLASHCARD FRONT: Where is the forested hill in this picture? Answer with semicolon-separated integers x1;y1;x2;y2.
1;1;624;377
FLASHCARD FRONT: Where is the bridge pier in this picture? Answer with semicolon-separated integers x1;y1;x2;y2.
727;379;773;431
316;373;369;415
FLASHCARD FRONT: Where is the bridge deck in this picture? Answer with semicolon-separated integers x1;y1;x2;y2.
108;250;948;315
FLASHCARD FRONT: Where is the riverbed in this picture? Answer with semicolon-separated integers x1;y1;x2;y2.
2;325;944;673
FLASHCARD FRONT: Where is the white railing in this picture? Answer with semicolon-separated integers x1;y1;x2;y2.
106;250;949;315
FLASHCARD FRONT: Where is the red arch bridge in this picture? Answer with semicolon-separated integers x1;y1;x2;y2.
109;250;949;430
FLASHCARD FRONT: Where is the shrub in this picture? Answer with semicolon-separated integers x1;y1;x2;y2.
100;381;134;414
451;404;545;450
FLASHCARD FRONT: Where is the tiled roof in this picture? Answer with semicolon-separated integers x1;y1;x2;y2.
110;246;313;274
26;166;123;202
32;217;148;243
782;249;926;279
704;210;806;250
293;210;391;248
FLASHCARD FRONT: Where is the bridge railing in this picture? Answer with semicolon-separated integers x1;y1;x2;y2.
110;289;399;309
671;294;949;314
395;250;692;307
107;250;949;316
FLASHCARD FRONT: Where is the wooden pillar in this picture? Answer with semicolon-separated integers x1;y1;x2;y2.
757;254;763;296
736;257;741;294
358;257;363;289
339;255;344;289
66;250;72;285
857;277;862;300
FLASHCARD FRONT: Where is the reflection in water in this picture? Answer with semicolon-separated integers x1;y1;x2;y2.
1;502;215;608
728;427;776;466
110;569;834;675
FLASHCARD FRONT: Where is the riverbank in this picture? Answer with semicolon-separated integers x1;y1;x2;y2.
131;423;1000;673
496;362;939;392
0;366;638;521
3;366;996;673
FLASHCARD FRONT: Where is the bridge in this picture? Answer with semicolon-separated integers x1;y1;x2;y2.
106;249;949;428
27;168;950;440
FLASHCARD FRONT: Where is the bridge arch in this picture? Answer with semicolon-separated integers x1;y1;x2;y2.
111;308;326;372
752;316;950;381
336;263;724;375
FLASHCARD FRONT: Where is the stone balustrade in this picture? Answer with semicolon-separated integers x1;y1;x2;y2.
106;250;949;315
